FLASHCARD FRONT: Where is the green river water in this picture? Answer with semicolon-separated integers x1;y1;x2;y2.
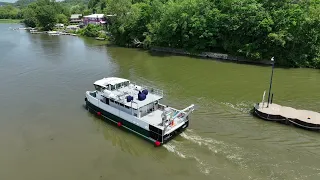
1;23;320;180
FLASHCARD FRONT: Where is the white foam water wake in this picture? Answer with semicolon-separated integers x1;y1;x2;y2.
163;142;212;175
180;130;247;169
162;129;249;175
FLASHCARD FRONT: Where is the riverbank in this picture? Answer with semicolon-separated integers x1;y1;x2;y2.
12;24;307;68
7;21;308;68
8;22;110;43
0;19;22;23
149;47;273;66
28;28;110;43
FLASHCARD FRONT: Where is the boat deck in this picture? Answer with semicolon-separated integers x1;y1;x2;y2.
110;86;163;109
254;103;320;129
141;109;164;126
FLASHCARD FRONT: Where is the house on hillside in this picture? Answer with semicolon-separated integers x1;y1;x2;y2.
70;14;83;24
83;14;106;26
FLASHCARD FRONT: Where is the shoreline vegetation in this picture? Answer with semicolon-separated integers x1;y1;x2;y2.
1;0;320;69
149;47;273;65
0;19;23;23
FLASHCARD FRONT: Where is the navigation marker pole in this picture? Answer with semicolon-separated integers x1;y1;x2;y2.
267;57;275;108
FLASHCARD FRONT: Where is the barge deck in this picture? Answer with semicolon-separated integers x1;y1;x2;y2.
254;102;320;130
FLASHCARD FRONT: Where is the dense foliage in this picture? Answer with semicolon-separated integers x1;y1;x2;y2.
1;0;319;68
76;24;102;37
60;0;91;15
14;0;36;7
0;5;22;19
104;0;320;68
21;0;71;30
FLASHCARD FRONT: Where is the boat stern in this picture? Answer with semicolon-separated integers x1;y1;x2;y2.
161;104;195;143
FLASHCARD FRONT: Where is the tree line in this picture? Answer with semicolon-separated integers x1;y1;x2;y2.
0;4;22;19
22;0;71;30
1;0;319;68
106;0;320;68
0;0;91;29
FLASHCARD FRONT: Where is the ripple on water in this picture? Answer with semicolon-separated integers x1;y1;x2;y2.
163;142;213;175
180;130;247;168
162;129;251;177
162;127;320;180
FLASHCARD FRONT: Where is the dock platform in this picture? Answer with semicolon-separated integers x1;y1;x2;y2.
254;103;320;130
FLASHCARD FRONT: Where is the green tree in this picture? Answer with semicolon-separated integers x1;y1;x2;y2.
83;24;102;37
7;0;319;68
57;13;68;24
22;4;38;27
21;0;72;30
0;5;21;19
35;5;57;30
104;0;320;68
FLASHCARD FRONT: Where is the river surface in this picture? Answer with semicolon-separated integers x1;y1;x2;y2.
1;23;320;180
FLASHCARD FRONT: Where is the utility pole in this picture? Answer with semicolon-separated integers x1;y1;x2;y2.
267;57;275;108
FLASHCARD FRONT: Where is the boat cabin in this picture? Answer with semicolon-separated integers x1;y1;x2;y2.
92;77;164;118
93;77;130;92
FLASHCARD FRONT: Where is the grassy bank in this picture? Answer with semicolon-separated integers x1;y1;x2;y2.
0;19;22;23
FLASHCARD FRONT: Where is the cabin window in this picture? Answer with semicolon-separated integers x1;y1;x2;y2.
116;83;121;89
111;85;115;90
110;99;114;103
124;81;129;86
105;98;109;105
94;85;102;91
134;113;137;117
125;105;130;109
120;103;124;107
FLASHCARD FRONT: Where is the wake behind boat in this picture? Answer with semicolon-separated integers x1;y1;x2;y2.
84;77;195;146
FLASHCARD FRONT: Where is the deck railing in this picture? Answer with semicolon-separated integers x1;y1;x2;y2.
131;82;164;97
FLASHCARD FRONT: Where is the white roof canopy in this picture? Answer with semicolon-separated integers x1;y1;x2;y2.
93;77;164;109
94;77;129;87
105;85;163;109
84;14;105;18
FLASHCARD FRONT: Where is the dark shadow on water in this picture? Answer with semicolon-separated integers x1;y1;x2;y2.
146;49;319;70
80;40;318;70
145;49;174;57
146;49;275;68
81;103;170;158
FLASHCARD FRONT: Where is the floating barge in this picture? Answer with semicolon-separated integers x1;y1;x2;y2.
253;57;320;130
84;77;195;146
254;100;320;130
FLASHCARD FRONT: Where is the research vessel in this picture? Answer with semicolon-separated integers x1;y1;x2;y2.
84;77;195;146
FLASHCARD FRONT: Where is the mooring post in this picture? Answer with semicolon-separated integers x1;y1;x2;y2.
267;57;275;108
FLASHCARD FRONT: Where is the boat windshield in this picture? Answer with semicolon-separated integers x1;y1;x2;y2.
123;81;129;86
94;85;102;91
